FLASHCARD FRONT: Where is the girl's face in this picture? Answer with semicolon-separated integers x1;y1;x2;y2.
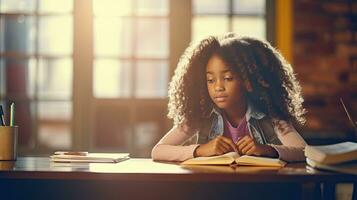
206;54;246;111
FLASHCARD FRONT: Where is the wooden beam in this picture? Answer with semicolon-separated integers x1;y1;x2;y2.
276;0;293;63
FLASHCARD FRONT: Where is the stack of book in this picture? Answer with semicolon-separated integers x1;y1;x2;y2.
305;142;357;175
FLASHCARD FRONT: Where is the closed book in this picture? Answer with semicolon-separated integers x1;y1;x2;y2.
306;158;357;175
181;152;286;167
50;153;130;163
304;142;357;165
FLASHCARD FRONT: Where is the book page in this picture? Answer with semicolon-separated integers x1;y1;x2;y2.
181;152;240;165
235;155;286;167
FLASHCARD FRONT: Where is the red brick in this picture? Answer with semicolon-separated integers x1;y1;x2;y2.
294;0;322;13
333;17;352;29
294;42;335;56
322;2;350;14
293;0;357;136
321;57;350;71
294;14;331;32
304;115;323;130
333;31;353;43
336;44;357;57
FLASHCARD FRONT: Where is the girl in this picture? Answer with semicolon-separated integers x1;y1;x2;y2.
152;33;307;162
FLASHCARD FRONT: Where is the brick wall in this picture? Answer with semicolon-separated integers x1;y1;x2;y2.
293;0;357;143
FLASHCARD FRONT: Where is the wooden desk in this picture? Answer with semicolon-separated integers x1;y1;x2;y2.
0;157;355;200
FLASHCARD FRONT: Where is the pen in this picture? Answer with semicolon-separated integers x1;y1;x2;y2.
10;102;15;126
54;151;88;156
0;105;5;126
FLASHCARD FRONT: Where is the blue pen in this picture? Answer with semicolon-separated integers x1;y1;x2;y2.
0;105;5;126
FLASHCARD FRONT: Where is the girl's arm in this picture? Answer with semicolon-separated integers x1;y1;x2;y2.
151;125;200;162
270;120;307;162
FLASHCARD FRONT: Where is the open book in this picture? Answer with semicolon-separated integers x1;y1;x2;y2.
50;152;130;163
305;142;357;165
181;152;286;167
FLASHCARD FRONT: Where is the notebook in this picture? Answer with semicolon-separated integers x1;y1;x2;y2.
50;152;130;163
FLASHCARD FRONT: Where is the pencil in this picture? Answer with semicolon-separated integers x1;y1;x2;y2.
10;102;14;126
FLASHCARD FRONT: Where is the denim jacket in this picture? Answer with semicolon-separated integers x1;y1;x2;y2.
152;103;306;162
196;104;283;146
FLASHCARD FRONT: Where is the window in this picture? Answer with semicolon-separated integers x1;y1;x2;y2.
192;0;266;41
0;0;73;151
91;0;169;156
93;0;169;98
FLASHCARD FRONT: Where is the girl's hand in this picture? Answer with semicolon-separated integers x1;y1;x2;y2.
236;136;278;158
194;136;237;157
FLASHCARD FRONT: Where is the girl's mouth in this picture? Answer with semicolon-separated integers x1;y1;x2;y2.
215;96;228;102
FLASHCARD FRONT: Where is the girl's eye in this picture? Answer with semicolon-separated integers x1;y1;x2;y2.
207;79;214;84
224;77;233;81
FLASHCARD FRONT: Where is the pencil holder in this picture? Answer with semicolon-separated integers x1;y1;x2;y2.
0;126;18;161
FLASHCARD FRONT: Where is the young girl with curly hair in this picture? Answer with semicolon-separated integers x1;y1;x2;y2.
151;33;307;162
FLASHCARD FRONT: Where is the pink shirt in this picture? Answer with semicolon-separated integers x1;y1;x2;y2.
151;120;307;162
223;115;249;143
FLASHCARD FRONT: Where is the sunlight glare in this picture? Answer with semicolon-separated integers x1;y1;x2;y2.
93;0;132;17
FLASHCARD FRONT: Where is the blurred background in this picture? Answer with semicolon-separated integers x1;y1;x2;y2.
0;0;356;157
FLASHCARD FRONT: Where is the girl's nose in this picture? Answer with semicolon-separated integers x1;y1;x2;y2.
215;81;225;91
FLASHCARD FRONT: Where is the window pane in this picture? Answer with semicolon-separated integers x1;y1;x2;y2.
193;0;229;14
233;0;265;15
135;60;167;98
0;0;36;13
93;0;132;17
136;0;168;16
232;17;266;40
94;59;131;98
37;59;73;99
38;124;71;149
192;16;229;42
38;0;73;13
94;18;132;57
38;16;73;55
0;58;36;97
0;16;35;54
37;101;72;149
136;19;169;58
38;101;72;121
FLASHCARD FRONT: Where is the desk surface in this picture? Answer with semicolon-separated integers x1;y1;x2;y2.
0;157;355;183
1;157;356;200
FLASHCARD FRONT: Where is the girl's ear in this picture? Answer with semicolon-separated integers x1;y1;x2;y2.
245;81;253;92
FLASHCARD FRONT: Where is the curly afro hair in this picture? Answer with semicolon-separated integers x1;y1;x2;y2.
168;33;305;130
